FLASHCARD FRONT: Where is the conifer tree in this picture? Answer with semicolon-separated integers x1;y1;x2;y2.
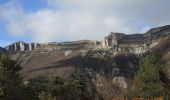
130;54;165;98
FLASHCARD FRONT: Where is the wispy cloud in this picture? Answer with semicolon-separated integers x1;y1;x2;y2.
0;0;170;43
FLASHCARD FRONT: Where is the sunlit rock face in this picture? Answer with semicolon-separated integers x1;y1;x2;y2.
5;40;96;53
101;25;170;54
5;41;60;52
5;41;42;52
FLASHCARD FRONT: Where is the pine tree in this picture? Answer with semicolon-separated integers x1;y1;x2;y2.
130;54;166;98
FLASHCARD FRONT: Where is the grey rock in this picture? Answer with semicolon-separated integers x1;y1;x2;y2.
112;76;128;89
101;25;170;54
4;40;96;53
5;41;59;52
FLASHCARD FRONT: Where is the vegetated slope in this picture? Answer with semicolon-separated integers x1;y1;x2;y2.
148;31;170;85
3;25;170;99
7;40;94;80
163;50;170;88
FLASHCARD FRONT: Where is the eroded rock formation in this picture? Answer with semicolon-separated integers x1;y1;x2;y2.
5;40;96;53
101;25;170;54
5;41;59;52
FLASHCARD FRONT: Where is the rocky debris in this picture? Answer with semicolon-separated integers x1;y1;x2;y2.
83;48;114;58
112;76;128;89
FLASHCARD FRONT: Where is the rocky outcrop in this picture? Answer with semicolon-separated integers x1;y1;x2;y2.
64;50;72;56
5;40;96;53
5;41;59;52
101;25;170;54
112;76;127;89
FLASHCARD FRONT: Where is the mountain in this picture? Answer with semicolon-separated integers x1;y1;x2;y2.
2;25;170;99
3;24;170;81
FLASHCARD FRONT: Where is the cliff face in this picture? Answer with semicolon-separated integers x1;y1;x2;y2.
5;41;59;52
5;40;96;53
101;25;170;54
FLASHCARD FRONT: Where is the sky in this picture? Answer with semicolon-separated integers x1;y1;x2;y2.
0;0;170;47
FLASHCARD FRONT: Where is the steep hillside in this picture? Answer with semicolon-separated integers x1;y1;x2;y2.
2;25;170;99
6;40;96;80
3;25;170;84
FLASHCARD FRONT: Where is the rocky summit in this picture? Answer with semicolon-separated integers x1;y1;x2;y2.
1;25;170;99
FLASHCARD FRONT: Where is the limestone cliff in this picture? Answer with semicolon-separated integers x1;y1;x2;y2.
101;25;170;54
5;40;96;53
5;41;59;52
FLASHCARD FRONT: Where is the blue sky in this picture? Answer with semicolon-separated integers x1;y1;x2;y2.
0;0;170;47
0;0;47;47
0;0;46;11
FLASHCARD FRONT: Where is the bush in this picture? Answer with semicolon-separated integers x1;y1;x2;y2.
0;54;22;100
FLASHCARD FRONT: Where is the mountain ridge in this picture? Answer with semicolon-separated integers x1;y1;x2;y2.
1;25;170;99
2;25;170;54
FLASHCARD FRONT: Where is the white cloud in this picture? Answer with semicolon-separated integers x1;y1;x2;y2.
0;1;27;37
0;0;170;43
